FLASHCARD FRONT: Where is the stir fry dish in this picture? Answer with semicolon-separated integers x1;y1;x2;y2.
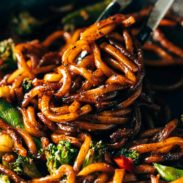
0;1;183;183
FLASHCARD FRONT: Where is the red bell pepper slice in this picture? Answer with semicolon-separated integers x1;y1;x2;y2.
114;155;134;172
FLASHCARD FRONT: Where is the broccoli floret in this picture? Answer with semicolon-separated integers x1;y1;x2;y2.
0;174;10;183
83;141;107;167
0;39;17;71
3;155;41;178
116;148;140;164
22;78;33;92
45;140;78;174
11;11;41;36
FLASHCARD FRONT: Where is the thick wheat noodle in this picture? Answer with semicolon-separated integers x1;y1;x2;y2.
87;115;128;124
34;65;56;74
106;74;133;85
144;43;173;62
27;106;43;129
75;121;115;131
77;163;114;176
55;66;72;97
80;15;135;42
106;57;130;74
123;174;137;182
101;44;137;82
159;19;178;26
22;86;45;107
145;59;181;67
50;105;70;114
69;65;99;85
42;31;71;47
95;173;109;183
26;106;45;137
81;24;116;42
62;40;90;65
107;32;124;41
153;29;183;58
21;108;44;137
12;74;27;90
31;165;75;183
14;44;33;78
92;43;114;77
7;68;23;83
112;169;125;183
123;30;133;54
139;128;162;138
40;94;92;122
14;87;23;101
145;155;164;164
69;28;84;44
40;94;79;122
73;133;91;172
73;84;127;103
37;113;57;131
130;6;152;20
99;108;131;117
156;144;174;153
100;42;138;72
109;39;137;63
44;73;62;82
153;119;178;142
130;137;183;153
77;54;94;68
134;164;156;174
0;119;27;157
118;86;142;108
51;133;81;147
16;128;37;155
56;123;77;134
69;100;80;113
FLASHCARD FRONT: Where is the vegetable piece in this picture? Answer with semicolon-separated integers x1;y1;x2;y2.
0;39;16;71
0;133;14;152
154;163;183;181
116;148;140;164
114;148;140;172
11;11;41;36
22;78;33;92
0;99;24;129
45;140;78;174
0;174;10;183
83;140;106;167
3;155;41;178
114;155;134;172
62;0;111;30
0;99;41;149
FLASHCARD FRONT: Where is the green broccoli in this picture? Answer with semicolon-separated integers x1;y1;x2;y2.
115;148;140;164
83;141;107;167
0;174;10;183
22;78;33;92
11;11;41;36
0;39;17;71
3;155;41;178
45;140;78;174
